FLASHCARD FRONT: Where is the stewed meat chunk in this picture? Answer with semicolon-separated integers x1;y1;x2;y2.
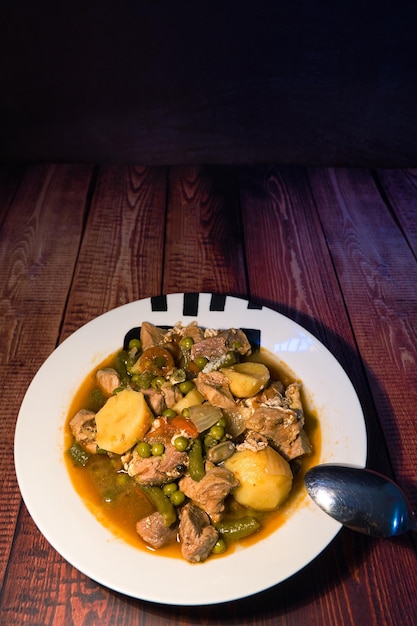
95;368;121;396
195;370;236;409
127;444;188;485
69;409;97;454
245;405;311;461
179;466;239;522
190;328;251;361
136;512;178;549
179;503;219;563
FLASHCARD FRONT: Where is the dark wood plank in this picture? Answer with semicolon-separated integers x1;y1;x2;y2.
163;166;247;295
308;167;417;507
238;165;417;626
1;166;169;625
374;168;417;256
238;165;379;435
3;165;416;625
0;164;93;591
61;165;168;340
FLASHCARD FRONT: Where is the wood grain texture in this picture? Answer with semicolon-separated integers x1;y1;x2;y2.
308;168;417;508
238;165;387;459
163;166;247;296
61;165;168;339
238;165;417;626
375;168;417;256
1;165;416;625
0;164;93;592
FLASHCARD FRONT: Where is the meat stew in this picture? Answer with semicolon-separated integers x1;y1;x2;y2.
65;322;319;563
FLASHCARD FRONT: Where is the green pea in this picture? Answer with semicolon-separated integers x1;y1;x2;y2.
163;408;177;418
179;380;194;394
216;416;227;428
174;436;189;452
179;336;194;350
151;376;166;389
182;408;190;418
137;441;152;458
209;425;225;441
128;338;142;351
131;371;153;389
194;356;208;371
152;443;165;456
116;473;130;487
170;490;185;506
204;434;217;449
162;482;178;496
212;538;227;554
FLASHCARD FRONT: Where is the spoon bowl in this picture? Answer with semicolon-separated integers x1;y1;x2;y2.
304;464;417;537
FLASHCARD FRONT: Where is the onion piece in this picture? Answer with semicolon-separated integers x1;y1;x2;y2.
188;404;223;433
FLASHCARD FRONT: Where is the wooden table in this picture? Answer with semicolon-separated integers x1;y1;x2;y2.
1;164;416;625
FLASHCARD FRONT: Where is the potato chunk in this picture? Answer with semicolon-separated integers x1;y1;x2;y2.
95;389;153;454
224;447;292;511
172;387;204;414
221;362;270;398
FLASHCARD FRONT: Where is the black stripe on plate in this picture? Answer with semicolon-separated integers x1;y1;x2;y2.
209;294;226;311
183;293;199;316
247;300;263;310
123;327;141;350
151;295;168;311
242;328;261;349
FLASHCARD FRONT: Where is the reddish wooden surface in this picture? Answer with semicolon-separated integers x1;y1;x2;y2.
1;165;416;625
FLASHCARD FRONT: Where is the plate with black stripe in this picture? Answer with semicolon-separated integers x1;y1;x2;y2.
14;293;366;606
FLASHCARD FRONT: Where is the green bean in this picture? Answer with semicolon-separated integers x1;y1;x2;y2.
188;438;205;481
89;388;107;412
140;485;177;527
214;516;261;541
67;442;90;467
115;350;129;380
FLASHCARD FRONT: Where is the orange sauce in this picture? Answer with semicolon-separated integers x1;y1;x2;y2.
64;347;321;560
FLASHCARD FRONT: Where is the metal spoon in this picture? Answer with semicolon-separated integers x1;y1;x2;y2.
304;464;417;537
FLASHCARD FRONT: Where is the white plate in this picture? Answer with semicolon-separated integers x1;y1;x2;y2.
14;293;367;606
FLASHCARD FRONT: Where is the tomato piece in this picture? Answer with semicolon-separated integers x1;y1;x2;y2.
145;415;199;444
137;347;175;376
170;416;199;439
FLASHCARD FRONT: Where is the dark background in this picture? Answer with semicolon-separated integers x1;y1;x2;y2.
1;1;416;165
